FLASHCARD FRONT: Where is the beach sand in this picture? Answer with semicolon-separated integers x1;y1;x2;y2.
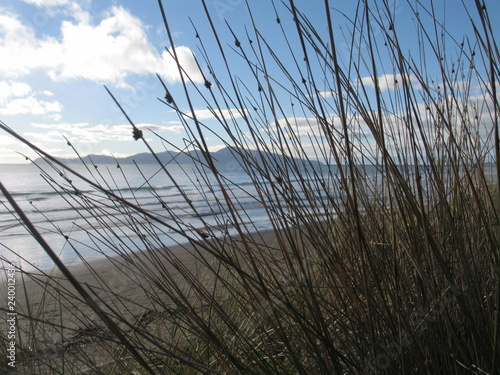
0;229;282;372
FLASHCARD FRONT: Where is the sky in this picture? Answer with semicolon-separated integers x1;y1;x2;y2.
0;0;498;164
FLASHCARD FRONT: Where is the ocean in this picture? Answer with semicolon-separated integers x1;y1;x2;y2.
0;162;279;271
2;157;477;273
0;161;330;271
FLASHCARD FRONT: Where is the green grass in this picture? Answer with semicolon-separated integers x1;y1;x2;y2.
1;0;499;373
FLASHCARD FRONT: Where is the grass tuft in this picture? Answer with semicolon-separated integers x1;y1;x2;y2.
1;0;499;373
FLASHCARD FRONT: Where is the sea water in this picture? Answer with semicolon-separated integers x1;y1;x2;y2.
0;162;324;271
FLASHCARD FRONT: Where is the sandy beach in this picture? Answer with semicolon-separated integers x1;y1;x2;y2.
1;229;282;372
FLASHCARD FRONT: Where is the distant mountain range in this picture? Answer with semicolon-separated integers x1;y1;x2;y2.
37;146;325;170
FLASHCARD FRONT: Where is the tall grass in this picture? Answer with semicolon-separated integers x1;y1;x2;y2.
1;0;499;373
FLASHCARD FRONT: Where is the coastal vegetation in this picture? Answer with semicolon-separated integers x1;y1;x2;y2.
1;0;499;373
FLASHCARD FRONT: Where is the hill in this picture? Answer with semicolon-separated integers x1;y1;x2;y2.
35;146;325;171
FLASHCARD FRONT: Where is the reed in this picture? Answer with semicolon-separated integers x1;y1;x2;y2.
1;0;498;373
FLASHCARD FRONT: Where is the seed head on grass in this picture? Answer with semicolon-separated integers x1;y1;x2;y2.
132;127;143;141
165;91;174;104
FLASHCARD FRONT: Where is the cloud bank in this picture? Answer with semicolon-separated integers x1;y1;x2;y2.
0;81;62;118
0;5;203;87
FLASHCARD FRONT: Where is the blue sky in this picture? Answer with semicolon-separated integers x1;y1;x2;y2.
0;0;498;164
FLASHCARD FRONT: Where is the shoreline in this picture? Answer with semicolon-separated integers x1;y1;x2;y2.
0;228;282;351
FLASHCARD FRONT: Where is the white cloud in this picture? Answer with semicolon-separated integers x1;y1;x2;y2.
0;81;32;105
207;144;227;153
165;125;184;134
159;46;203;83
0;11;62;78
0;80;63;117
187;108;248;121
318;90;337;99
20;0;70;6
359;73;421;91
0;134;20;146
98;149;130;158
26;122;169;143
23;130;67;143
31;122;88;129
19;1;94;24
273;116;344;139
79;123;165;141
0;6;202;87
0;96;63;116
